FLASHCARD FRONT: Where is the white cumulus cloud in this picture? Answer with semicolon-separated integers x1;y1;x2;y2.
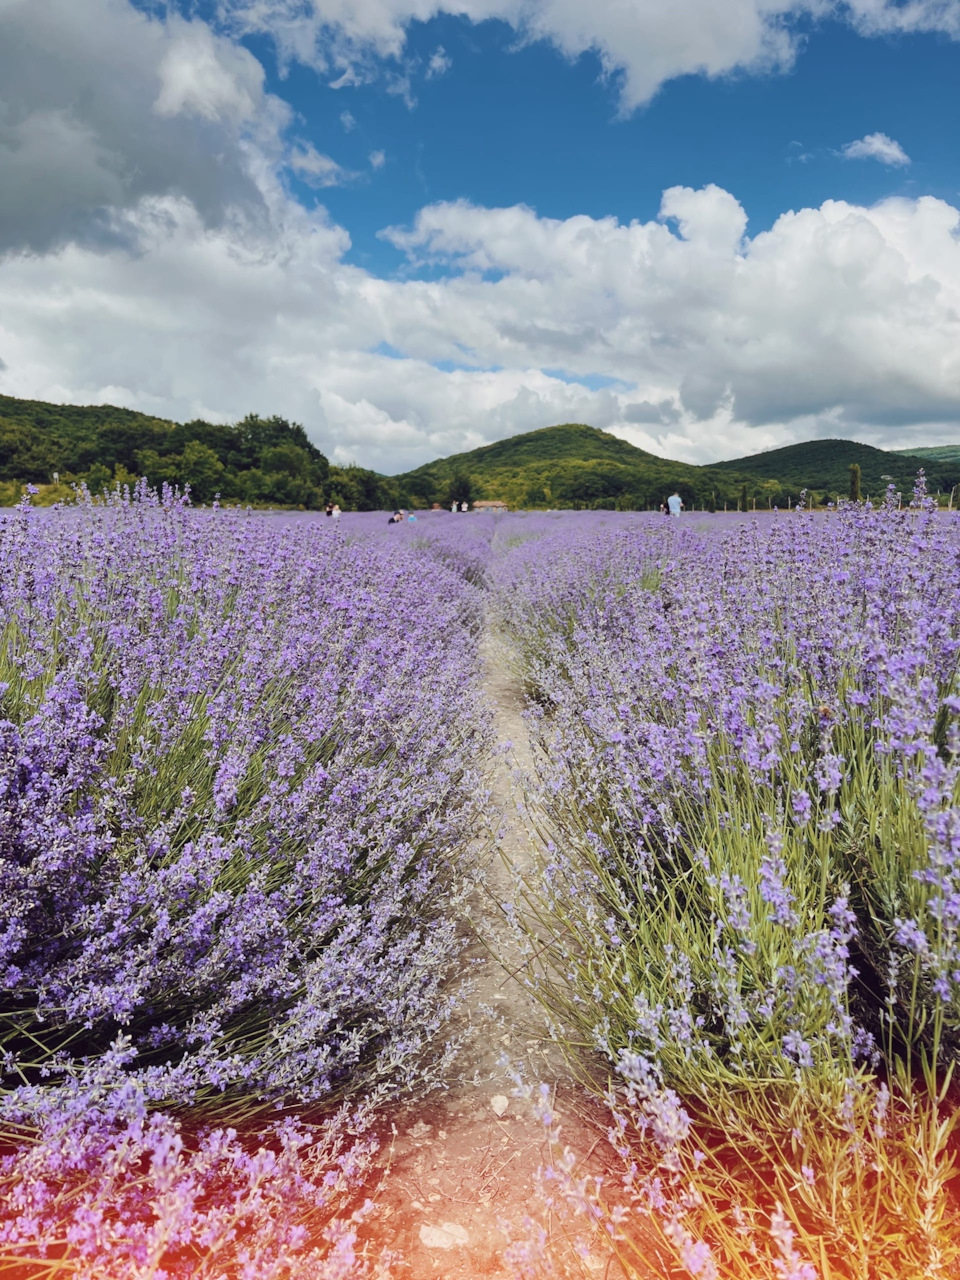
289;142;357;185
844;0;960;36
3;182;960;472
214;0;960;110
841;131;911;166
3;0;960;474
426;45;452;77
0;0;288;253
153;19;263;123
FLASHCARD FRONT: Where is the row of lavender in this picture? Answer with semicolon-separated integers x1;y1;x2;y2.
494;495;960;1279
0;490;492;1278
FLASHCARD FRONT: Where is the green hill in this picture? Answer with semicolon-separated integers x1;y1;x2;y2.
392;425;960;511
3;395;953;512
395;423;719;510
0;394;397;510
706;438;957;499
892;445;960;464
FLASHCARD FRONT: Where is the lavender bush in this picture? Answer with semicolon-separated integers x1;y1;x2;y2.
0;488;489;1274
495;492;960;1278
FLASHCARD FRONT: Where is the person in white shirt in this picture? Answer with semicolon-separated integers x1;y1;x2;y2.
667;492;683;517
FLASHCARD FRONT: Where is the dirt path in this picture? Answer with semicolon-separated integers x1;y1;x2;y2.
363;626;628;1278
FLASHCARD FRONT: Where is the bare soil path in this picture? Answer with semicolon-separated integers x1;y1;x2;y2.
362;626;633;1279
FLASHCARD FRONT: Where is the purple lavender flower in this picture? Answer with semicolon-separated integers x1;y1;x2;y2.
0;490;495;1266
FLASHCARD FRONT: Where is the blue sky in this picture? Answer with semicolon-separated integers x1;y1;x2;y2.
2;0;960;471
264;13;959;273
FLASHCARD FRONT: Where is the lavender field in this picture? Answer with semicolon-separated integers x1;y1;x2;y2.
1;487;959;1279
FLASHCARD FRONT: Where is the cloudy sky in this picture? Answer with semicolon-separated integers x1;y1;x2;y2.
1;0;959;471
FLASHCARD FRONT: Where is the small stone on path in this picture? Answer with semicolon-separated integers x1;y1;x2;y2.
419;1222;470;1249
491;1094;509;1116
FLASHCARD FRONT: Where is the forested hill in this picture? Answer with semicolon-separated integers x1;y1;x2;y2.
0;395;396;509
706;437;956;497
892;445;960;464
0;395;953;510
393;422;955;510
395;423;710;509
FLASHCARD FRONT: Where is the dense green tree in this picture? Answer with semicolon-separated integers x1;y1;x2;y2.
0;398;337;506
260;444;317;482
134;449;182;491
328;464;395;512
168;419;241;467
0;419;58;482
554;466;628;506
398;471;437;507
83;463;114;494
444;471;474;507
180;441;226;502
236;415;328;476
849;463;862;502
96;420;170;472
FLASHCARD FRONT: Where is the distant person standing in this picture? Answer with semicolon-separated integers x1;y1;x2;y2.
450;501;457;514
460;500;469;513
659;501;668;516
325;501;334;517
331;503;342;522
667;492;683;517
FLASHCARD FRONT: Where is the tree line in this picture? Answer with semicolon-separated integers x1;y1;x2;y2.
0;399;400;510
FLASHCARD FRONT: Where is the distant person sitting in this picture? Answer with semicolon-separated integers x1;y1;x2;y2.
667;492;684;517
388;511;403;524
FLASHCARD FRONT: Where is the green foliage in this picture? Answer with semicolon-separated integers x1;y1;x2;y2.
893;445;960;464
180;441;227;503
2;395;949;513
394;423;939;512
84;462;115;494
849;462;862;502
328;463;399;512
708;436;949;495
395;424;748;510
522;706;960;1278
445;471;474;506
0;416;59;481
0;395;394;510
505;536;960;1278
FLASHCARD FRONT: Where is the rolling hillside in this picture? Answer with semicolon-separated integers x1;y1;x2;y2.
395;423;725;509
892;445;960;465
393;424;957;510
706;437;956;496
1;393;954;510
0;394;396;509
